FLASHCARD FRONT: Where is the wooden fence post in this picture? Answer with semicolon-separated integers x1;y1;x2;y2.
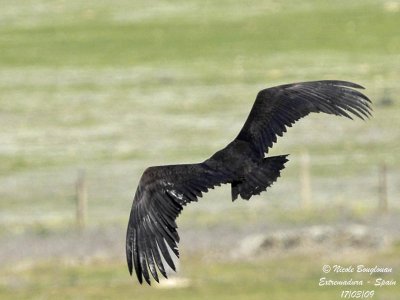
378;163;388;214
76;169;87;230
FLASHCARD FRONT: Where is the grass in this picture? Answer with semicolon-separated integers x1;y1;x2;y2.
1;246;399;300
1;1;399;67
1;0;399;229
0;1;400;298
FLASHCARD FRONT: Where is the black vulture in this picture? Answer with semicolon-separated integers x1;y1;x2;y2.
126;80;372;284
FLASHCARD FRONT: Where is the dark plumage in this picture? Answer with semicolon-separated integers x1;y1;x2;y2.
126;80;372;284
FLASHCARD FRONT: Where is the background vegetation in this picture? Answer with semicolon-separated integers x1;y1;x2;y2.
0;0;399;299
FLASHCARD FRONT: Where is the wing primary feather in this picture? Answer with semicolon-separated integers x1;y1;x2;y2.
132;227;143;284
296;88;338;115
150;215;179;255
126;214;134;276
337;86;370;101
155;235;177;271
142;216;167;278
151;239;168;278
144;241;159;283
142;218;160;282
341;102;366;120
340;95;372;117
335;105;354;119
154;204;178;230
146;205;180;246
126;241;133;275
235;80;371;156
137;225;151;285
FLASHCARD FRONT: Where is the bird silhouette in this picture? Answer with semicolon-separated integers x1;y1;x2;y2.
125;80;372;284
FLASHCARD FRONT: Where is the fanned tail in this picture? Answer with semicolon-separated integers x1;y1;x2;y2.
231;155;288;201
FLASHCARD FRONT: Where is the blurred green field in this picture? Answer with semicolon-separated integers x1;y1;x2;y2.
1;0;400;299
1;245;400;300
1;0;399;227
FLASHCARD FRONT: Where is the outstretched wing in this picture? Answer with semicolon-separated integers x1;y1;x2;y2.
236;80;372;157
126;163;230;284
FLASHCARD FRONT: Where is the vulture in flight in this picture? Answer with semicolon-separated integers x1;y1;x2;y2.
126;80;372;284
